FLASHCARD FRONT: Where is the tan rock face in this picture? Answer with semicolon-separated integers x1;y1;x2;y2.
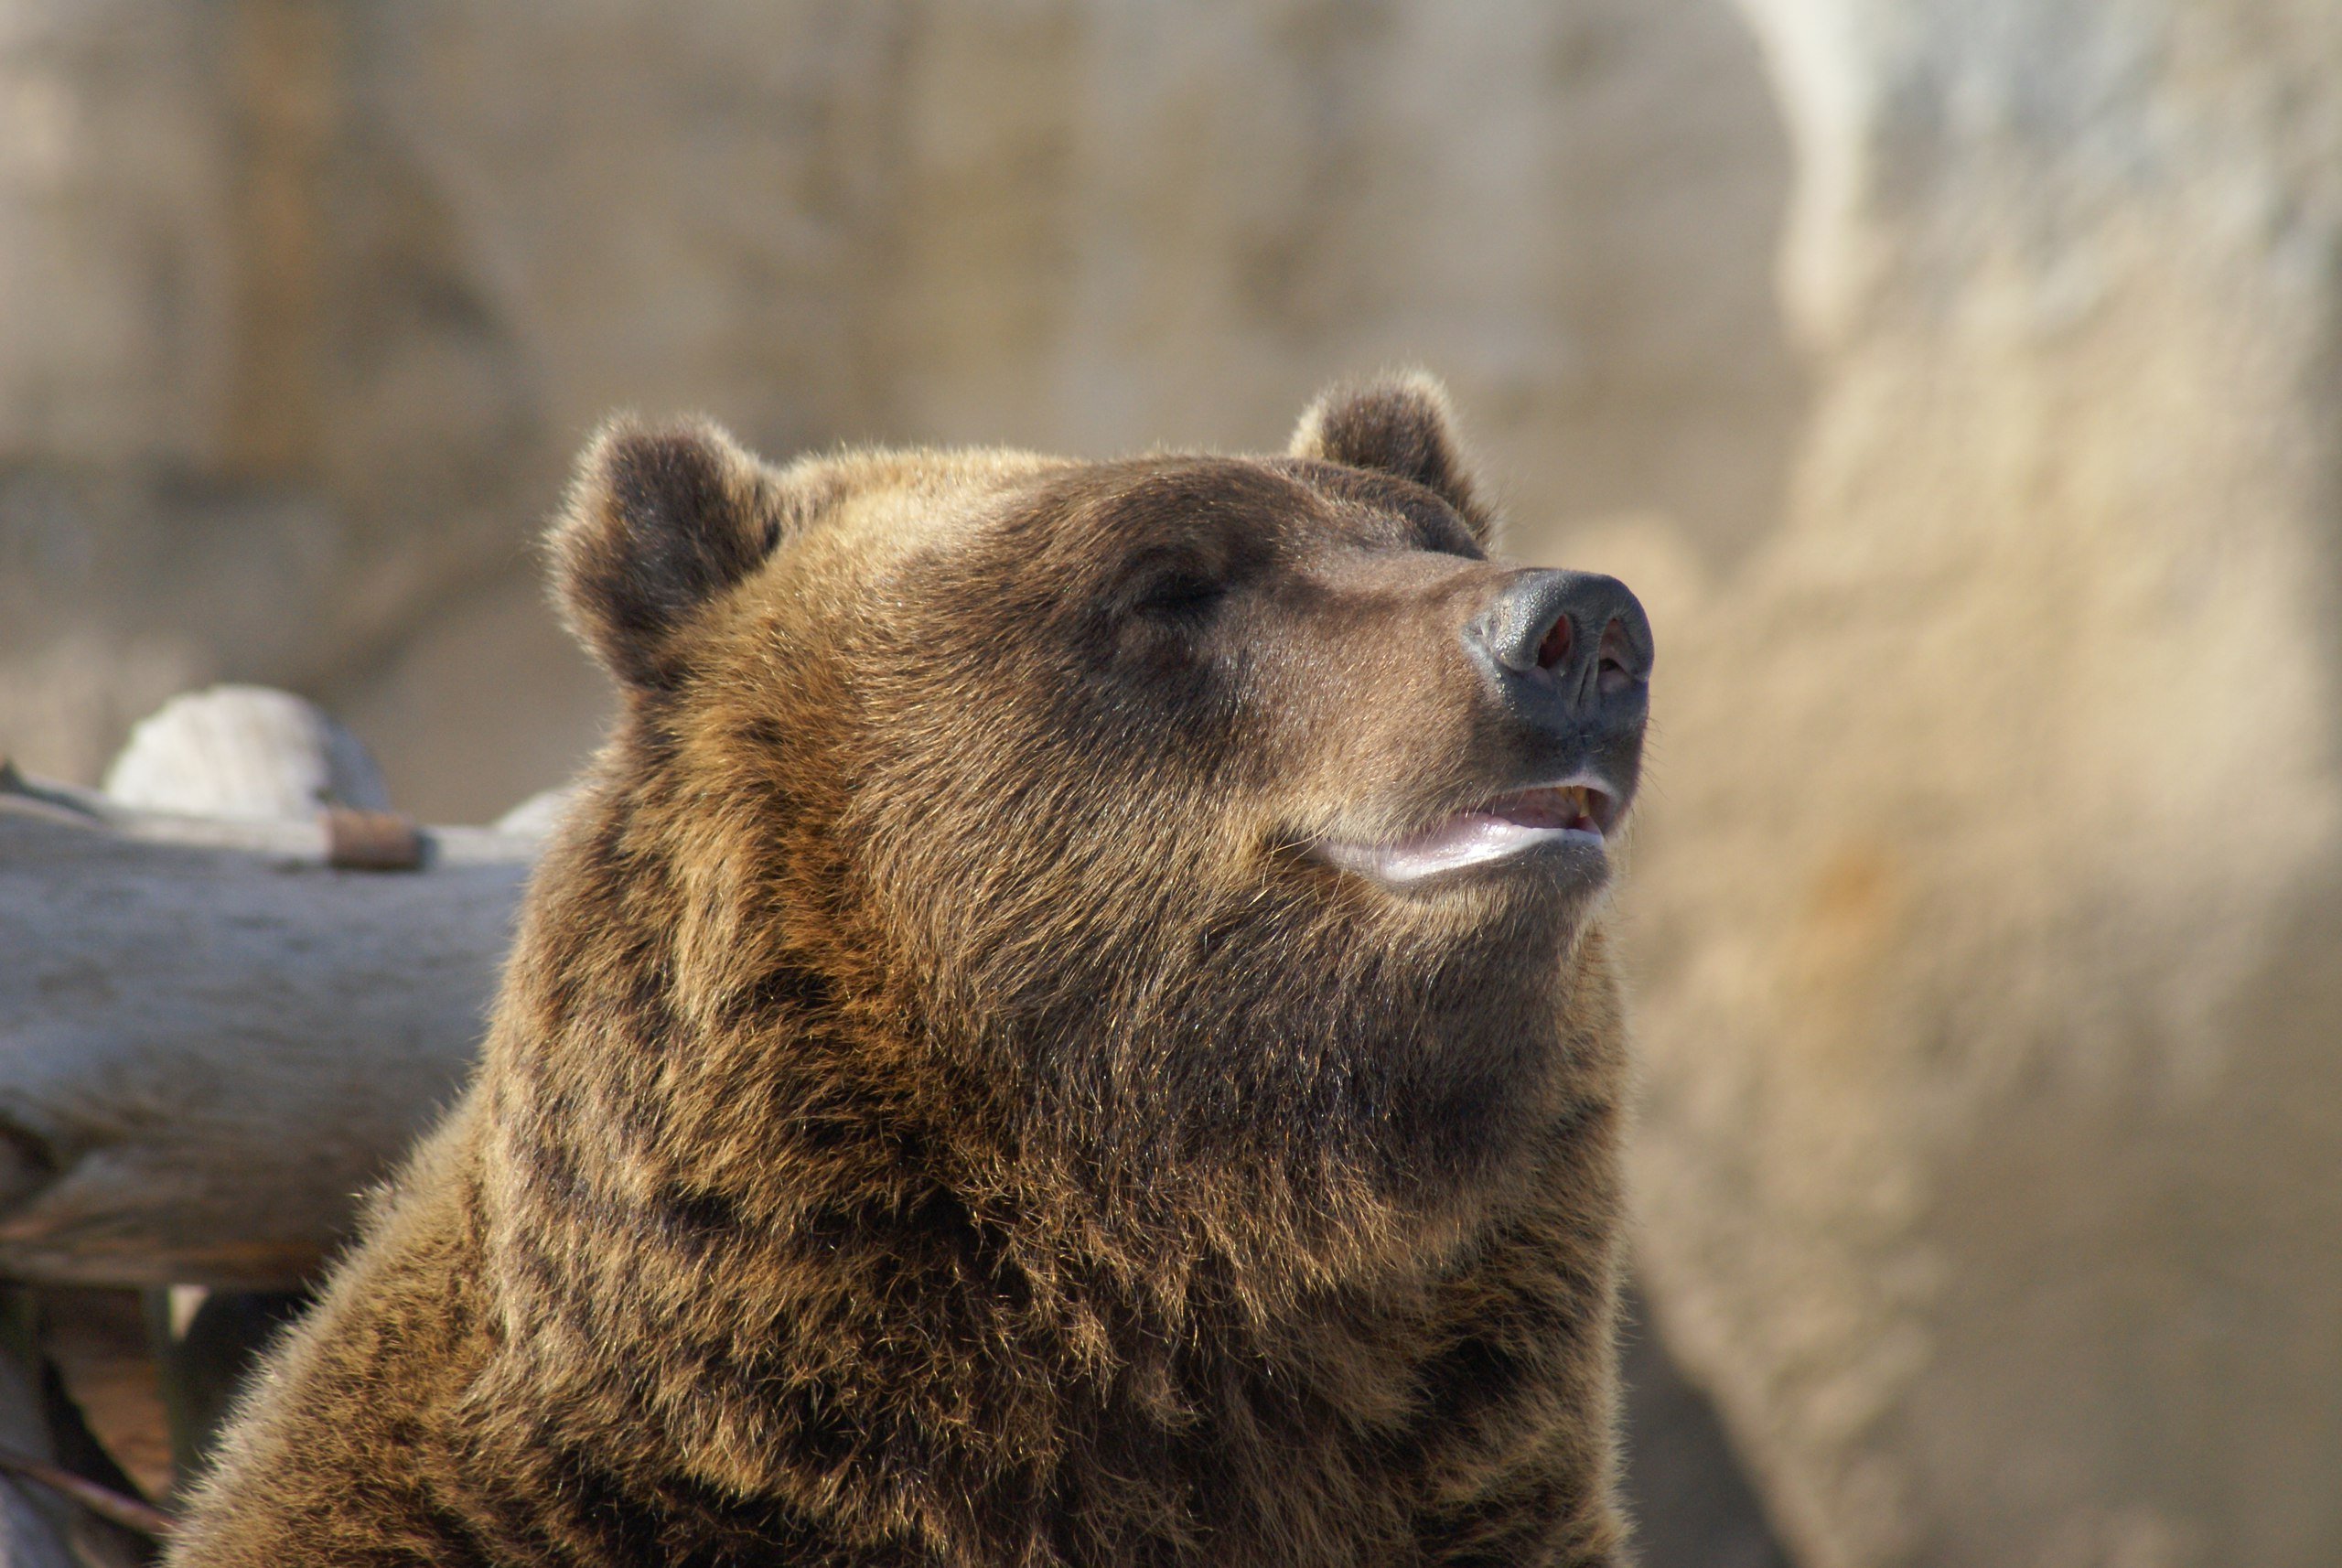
1624;3;2342;1564
0;0;545;789
0;0;1799;821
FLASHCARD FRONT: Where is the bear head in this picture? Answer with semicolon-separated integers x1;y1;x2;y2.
539;373;1651;1305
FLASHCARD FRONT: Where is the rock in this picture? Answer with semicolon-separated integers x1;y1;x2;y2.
1625;3;2342;1564
0;0;1801;822
0;0;553;799
332;575;611;824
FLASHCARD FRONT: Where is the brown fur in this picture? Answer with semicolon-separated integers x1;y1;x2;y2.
168;377;1640;1567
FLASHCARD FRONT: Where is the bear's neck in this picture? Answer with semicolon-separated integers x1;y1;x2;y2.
467;779;1614;1556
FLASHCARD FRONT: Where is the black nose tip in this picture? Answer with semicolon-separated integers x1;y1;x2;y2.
1470;569;1653;711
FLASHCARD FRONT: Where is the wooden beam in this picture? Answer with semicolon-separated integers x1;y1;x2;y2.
0;765;534;1289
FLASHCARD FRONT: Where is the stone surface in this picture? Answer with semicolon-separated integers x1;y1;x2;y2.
0;0;1801;822
1618;3;2342;1565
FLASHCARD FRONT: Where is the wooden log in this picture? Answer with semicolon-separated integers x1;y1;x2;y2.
0;764;535;1290
46;684;545;1500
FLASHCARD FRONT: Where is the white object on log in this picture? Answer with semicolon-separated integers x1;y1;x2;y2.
100;687;390;823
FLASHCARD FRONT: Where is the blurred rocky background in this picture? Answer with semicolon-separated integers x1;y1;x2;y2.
1;1;2337;1565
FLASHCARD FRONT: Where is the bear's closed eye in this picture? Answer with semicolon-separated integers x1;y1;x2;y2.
1131;571;1226;620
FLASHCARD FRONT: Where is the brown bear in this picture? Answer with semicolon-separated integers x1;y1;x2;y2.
166;373;1653;1568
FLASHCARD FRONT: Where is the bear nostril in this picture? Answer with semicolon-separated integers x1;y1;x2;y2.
1535;615;1572;673
1596;618;1638;694
1473;568;1651;693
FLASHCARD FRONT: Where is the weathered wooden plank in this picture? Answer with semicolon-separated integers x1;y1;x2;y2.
0;769;534;1289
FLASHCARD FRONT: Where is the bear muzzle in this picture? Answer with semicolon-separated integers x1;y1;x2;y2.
1316;568;1650;891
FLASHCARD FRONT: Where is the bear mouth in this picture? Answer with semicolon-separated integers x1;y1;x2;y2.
1316;777;1621;889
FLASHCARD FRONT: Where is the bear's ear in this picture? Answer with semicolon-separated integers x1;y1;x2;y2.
1289;371;1495;546
551;416;783;690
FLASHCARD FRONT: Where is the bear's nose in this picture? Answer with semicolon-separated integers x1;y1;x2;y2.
1466;569;1653;722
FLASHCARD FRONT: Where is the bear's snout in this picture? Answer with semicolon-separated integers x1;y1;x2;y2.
1468;569;1651;713
1311;566;1653;891
1467;567;1650;782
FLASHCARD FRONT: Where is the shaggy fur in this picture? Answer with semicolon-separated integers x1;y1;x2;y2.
168;377;1643;1567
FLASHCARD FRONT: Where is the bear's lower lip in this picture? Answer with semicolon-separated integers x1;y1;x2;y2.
1316;779;1618;889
